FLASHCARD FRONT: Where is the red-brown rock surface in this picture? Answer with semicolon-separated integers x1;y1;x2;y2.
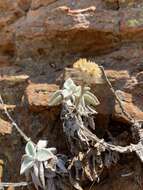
0;0;143;189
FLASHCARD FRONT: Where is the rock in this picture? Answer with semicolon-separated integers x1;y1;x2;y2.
113;91;143;123
120;8;143;42
31;0;57;9
24;83;59;111
119;0;143;8
13;3;120;60
136;71;143;82
0;75;29;86
0;0;24;30
0;56;11;66
0;32;15;58
0;118;12;135
17;0;32;12
104;0;119;9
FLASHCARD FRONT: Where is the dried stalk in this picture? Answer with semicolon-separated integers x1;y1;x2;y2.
0;95;30;142
99;66;134;123
0;182;30;187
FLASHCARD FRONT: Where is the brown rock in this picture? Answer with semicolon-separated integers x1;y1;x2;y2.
0;0;24;30
113;91;143;123
136;71;143;82
119;0;143;8
120;8;143;42
0;75;29;85
24;83;59;111
13;4;120;59
0;32;15;57
31;0;57;9
104;0;119;9
0;118;12;135
17;0;32;12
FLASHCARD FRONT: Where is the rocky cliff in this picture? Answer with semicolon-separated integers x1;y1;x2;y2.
0;0;143;190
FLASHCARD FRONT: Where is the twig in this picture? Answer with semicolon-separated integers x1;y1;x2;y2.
0;95;30;142
89;180;96;190
0;182;30;187
99;66;134;124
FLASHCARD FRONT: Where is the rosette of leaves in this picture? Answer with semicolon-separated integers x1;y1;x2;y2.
20;140;67;190
49;78;99;116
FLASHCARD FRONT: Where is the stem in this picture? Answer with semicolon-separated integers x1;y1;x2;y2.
0;95;30;142
99;66;134;123
0;182;30;187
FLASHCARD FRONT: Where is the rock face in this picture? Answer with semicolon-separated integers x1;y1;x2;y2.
0;0;143;190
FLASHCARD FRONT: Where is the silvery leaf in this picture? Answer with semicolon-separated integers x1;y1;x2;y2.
83;86;91;91
33;161;42;184
48;94;63;106
63;78;76;91
48;148;57;154
86;105;97;114
74;86;81;97
56;159;67;173
37;140;48;149
20;155;34;174
48;90;62;104
66;99;73;106
62;89;71;98
31;170;42;190
25;141;36;157
39;162;45;188
36;148;54;161
84;91;100;107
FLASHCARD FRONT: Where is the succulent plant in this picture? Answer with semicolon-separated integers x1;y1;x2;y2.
49;78;99;116
20;140;67;190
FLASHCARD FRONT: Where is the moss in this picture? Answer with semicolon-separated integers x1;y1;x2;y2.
127;18;143;27
127;19;140;27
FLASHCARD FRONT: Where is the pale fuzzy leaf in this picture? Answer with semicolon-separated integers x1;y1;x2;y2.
86;105;97;114
48;148;57;154
66;99;73;106
31;169;42;190
20;155;34;174
83;86;91;91
25;141;36;157
63;78;76;90
74;86;81;96
37;140;48;149
31;171;39;190
36;148;54;161
48;94;63;106
62;89;71;98
39;162;45;188
48;90;62;105
84;91;100;107
33;162;42;187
